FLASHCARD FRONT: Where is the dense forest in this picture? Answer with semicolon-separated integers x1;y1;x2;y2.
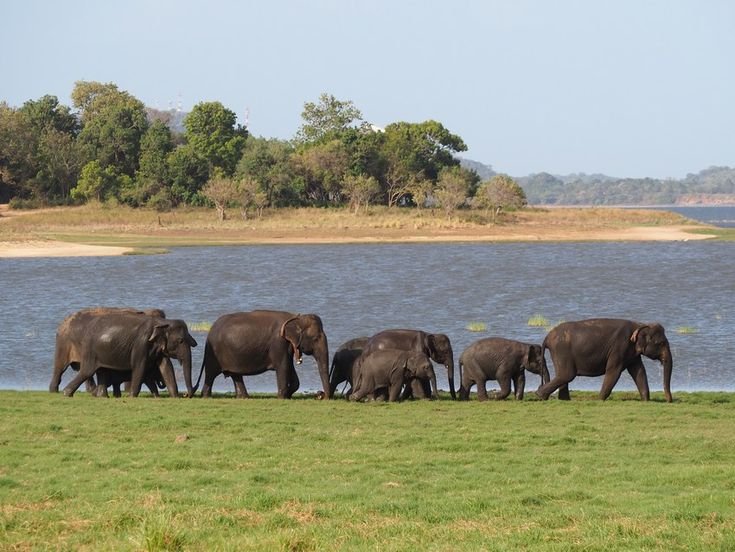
1;81;732;215
0;82;528;220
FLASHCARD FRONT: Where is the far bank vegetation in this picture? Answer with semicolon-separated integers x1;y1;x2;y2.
1;83;528;223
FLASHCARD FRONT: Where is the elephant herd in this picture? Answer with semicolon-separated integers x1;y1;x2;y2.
49;307;674;403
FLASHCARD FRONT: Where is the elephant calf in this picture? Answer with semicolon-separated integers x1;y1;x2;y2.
329;336;369;398
459;337;547;400
350;349;437;402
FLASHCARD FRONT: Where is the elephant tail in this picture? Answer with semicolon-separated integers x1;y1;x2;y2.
540;339;551;385
191;342;209;395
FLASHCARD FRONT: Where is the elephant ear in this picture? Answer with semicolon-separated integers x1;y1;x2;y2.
148;323;169;353
280;315;303;364
630;325;649;354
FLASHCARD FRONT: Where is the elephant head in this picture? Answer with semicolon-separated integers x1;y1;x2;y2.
427;333;455;399
281;314;330;397
631;323;672;402
149;319;198;397
405;353;438;398
524;344;549;384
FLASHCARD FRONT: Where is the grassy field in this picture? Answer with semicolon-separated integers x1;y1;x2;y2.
2;203;727;248
1;391;734;551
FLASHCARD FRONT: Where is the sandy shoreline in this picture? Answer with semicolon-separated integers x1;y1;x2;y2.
0;225;715;258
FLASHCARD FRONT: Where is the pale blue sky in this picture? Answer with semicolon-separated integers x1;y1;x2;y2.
2;0;733;178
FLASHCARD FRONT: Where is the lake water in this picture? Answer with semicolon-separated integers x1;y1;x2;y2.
1;239;733;396
651;205;735;228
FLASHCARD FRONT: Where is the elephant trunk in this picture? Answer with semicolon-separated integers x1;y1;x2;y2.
180;346;194;398
315;339;331;399
661;344;673;403
540;347;551;386
446;358;456;400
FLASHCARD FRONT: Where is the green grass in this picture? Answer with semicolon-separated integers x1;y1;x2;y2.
528;314;550;328
1;391;734;550
186;321;212;333
465;322;487;332
676;326;699;335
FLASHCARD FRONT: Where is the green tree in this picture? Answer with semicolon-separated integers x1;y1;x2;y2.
202;175;239;221
474;174;527;223
167;145;210;205
20;95;78;136
184;102;247;177
71;160;106;202
343;174;381;214
296;93;364;144
290;140;350;205
35;129;84;201
381;121;468;206
74;82;149;178
434;166;472;221
236;137;297;207
0;103;36;201
128;121;174;207
238;176;268;219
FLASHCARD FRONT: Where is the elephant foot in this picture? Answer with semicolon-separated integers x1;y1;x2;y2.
62;388;75;397
535;389;549;401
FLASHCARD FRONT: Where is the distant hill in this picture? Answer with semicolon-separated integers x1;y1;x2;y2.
459;158;735;205
458;158;496;180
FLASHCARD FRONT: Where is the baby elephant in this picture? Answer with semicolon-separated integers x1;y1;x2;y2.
459;337;547;400
350;349;437;402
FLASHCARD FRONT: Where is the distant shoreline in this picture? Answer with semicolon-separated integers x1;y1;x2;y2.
0;204;722;258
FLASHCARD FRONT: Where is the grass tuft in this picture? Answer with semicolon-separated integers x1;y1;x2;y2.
465;322;487;332
187;321;212;333
527;314;550;328
676;326;698;334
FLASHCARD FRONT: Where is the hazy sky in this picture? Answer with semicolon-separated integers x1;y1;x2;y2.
2;0;733;178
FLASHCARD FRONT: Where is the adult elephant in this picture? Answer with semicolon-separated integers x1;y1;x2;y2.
459;337;548;400
49;307;169;394
535;319;673;402
329;336;369;398
350;349;437;402
196;310;330;399
364;329;455;399
61;312;196;397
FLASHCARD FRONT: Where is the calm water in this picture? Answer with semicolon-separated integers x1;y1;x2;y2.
1;241;733;395
652;205;735;228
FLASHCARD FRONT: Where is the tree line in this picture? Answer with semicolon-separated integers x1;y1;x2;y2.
0;83;527;219
518;166;735;205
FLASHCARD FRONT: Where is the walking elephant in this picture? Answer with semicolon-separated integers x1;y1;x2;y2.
195;310;330;399
49;307;168;394
350;349;437;402
61;312;196;398
364;329;455;399
328;336;369;398
458;337;548;400
535;319;673;402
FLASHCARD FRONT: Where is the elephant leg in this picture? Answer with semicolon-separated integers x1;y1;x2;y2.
493;377;512;400
84;376;97;393
156;358;178;398
112;383;122;398
127;366;145;398
477;380;489;401
409;378;427;399
232;375;250;398
286;366;300;398
514;372;526;400
275;365;291;399
558;384;571;400
388;381;403;401
599;367;624;400
63;356;101;397
536;368;576;400
627;359;650;401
